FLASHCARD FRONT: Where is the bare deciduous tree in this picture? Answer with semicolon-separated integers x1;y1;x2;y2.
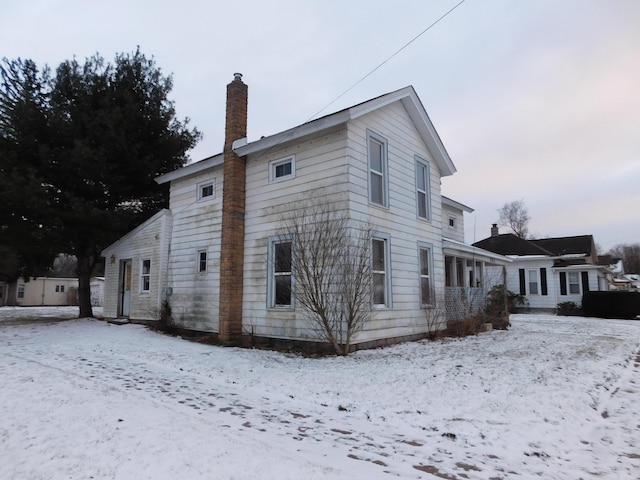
280;205;372;355
497;200;530;238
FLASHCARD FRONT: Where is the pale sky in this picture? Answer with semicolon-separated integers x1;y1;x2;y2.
2;0;639;251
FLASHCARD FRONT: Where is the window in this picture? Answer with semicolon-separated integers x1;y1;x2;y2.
415;156;431;220
17;284;25;299
197;180;215;200
141;259;151;292
448;216;456;228
372;235;391;307
268;237;293;308
55;285;60;292
197;250;207;273
367;131;388;207
269;155;295;183
55;285;65;293
528;269;539;295
418;244;433;306
568;272;580;294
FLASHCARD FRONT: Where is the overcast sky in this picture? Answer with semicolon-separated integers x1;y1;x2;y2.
2;0;639;251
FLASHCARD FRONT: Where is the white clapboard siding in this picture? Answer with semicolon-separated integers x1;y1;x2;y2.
442;203;465;243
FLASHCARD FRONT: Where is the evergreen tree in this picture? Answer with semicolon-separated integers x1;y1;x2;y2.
0;49;200;316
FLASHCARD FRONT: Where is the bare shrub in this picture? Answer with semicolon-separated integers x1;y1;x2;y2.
279;205;372;355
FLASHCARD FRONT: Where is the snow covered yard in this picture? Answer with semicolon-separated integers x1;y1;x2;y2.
0;309;639;480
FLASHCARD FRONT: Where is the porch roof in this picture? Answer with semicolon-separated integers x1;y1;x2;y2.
443;238;512;266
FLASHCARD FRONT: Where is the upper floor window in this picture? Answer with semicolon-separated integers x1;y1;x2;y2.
372;234;392;307
269;155;295;183
415;156;431;221
449;216;456;228
367;131;388;207
268;236;293;308
197;180;215;201
141;259;151;292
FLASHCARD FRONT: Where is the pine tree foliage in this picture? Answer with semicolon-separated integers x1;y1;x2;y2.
0;49;201;315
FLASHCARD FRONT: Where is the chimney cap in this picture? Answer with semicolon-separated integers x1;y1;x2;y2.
233;72;243;81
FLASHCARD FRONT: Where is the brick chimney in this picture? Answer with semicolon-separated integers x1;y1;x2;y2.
219;73;248;345
491;223;499;237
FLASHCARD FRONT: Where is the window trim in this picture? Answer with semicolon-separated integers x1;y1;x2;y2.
269;155;296;183
17;284;25;299
418;242;434;307
140;259;151;293
267;235;294;310
371;232;392;308
448;215;456;229
415;155;432;221
196;249;207;274
367;130;389;208
197;179;215;201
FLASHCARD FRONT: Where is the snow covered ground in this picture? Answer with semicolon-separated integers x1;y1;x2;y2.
1;307;639;479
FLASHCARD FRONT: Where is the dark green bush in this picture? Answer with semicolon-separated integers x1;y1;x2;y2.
582;291;640;319
556;301;582;316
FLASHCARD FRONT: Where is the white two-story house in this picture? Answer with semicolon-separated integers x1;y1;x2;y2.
102;74;508;350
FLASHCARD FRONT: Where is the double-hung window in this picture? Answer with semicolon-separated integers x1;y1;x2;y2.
17;284;25;299
269;237;293;308
568;272;580;294
197;249;207;273
372;234;391;307
368;131;388;207
415;156;431;220
141;259;151;292
418;243;433;306
528;269;539;295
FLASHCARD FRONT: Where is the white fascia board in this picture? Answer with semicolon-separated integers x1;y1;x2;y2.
101;209;171;255
442;195;474;213
155;153;224;185
233;111;351;157
443;238;511;265
551;264;605;272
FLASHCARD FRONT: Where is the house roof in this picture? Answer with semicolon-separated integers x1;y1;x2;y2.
157;85;456;185
442;238;511;266
473;233;595;259
101;209;171;255
442;196;474;213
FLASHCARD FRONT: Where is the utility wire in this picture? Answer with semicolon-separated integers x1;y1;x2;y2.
307;0;467;122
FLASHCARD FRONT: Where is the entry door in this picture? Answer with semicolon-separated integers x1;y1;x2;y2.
120;260;132;317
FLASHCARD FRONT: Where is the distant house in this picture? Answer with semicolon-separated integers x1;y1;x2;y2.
102;75;509;350
5;277;79;307
474;225;610;312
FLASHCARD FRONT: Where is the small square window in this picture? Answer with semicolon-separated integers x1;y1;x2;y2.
449;216;456;228
197;180;215;200
269;156;295;183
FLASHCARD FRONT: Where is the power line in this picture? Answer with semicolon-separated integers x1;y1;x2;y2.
307;0;467;122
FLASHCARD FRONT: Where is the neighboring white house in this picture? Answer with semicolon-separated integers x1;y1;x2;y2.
102;75;509;350
7;277;78;306
474;225;609;312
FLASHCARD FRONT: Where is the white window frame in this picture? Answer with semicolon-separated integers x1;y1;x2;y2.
528;269;539;295
415;156;432;221
568;272;581;294
196;249;207;274
140;259;151;293
448;215;456;229
197;179;215;201
269;155;296;183
17;284;25;298
418;242;434;307
367;130;389;207
371;233;392;308
267;235;294;309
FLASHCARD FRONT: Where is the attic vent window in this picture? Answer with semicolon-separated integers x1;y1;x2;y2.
269;155;295;183
197;180;215;200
